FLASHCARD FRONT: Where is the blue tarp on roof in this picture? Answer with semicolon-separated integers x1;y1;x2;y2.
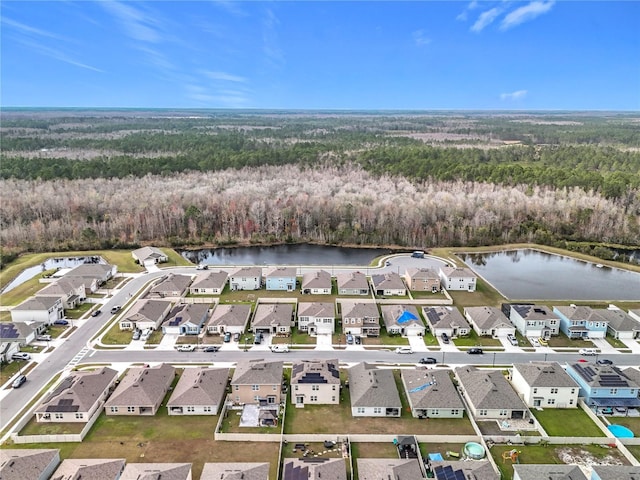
397;310;418;324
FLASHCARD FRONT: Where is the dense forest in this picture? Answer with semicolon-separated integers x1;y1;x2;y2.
1;110;639;262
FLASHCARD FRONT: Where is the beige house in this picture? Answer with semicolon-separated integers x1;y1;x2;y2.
357;459;424;480
401;369;465;418
147;273;192;298
380;304;425;337
35;367;118;423
231;360;283;405
0;449;60;480
301;270;332;294
431;461;498;480
37;278;86;309
404;267;440;293
167;367;229;415
105;364;175;416
371;272;406;296
511;362;579;409
120;463;192;480
206;303;251;335
283;458;346;480
336;271;369;295
297;302;335;335
132;246;168;266
340;301;380;337
348;362;401;417
51;459;125;480
464;306;515;337
162;303;210;335
189;270;228;295
251;303;294;335
201;463;269;480
291;359;340;406
423;306;471;338
65;263;117;292
119;299;172;331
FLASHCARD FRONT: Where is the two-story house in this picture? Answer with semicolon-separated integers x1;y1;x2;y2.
423;306;470;338
371;272;406;296
65;263;117;293
162;303;210;335
37;278;86;309
404;267;441;293
251;303;294;335
264;267;297;291
554;305;608;339
297;302;335;335
438;266;477;292
380;305;425;337
348;362;401;417
229;267;262;291
230;360;283;405
205;304;251;336
508;304;560;339
291;359;340;406
11;296;64;325
189;270;229;295
464;306;516;337
301;270;332;295
340;301;380;337
336;272;369;296
565;362;640;413
510;362;579;408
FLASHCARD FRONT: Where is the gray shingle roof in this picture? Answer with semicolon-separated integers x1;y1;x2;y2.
348;363;401;408
164;303;210;327
0;449;59;480
512;464;587;480
596;309;640;332
455;366;527;411
264;266;297;278
591;465;640;480
371;272;405;290
149;274;192;295
67;263;114;278
200;463;270;480
554;305;607;323
105;364;175;409
38;278;86;296
133;246;165;262
422;306;469;330
51;458;125;480
464;306;511;330
291;359;340;385
440;266;476;278
512;362;579;388
232;360;283;386
230;267;263;278
124;299;172;324
357;459;424;480
301;270;332;289
336;271;368;289
402;369;464;411
512;304;558;321
405;267;439;280
167;367;229;408
207;304;251;328
283;458;346;480
569;363;640;389
341;301;379;320
431;460;498;480
190;270;229;290
120;463;192;480
298;302;335;318
252;303;293;328
15;296;61;311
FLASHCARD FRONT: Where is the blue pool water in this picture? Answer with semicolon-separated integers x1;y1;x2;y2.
464;442;485;459
608;424;634;438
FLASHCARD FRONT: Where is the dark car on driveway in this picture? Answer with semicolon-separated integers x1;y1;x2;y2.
53;319;69;326
419;357;437;364
441;333;449;344
467;347;483;355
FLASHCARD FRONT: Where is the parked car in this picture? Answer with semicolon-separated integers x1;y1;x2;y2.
506;334;518;346
91;309;102;317
597;358;613;365
12;352;31;361
467;348;483;355
132;329;141;340
615;407;627;413
579;348;598;356
346;334;354;345
354;335;361;345
12;374;27;388
395;346;413;354
203;346;220;352
385;261;391;266
254;333;263;344
110;306;121;314
233;332;241;342
270;345;290;353
140;329;152;341
538;337;548;346
601;407;614;415
441;333;449;344
223;332;232;343
53;319;69;326
196;264;208;270
37;334;52;342
419;357;437;364
176;344;196;352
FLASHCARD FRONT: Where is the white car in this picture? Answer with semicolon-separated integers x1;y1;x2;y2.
176;345;196;352
12;352;31;361
395;347;413;354
270;345;290;353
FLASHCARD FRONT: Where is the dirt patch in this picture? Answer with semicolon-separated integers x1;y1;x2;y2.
556;446;625;470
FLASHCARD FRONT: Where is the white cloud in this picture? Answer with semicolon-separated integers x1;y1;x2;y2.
18;38;104;72
456;0;479;21
412;29;431;47
1;17;64;40
471;7;502;33
204;71;247;83
262;8;284;66
500;1;555;30
100;1;162;43
500;90;528;101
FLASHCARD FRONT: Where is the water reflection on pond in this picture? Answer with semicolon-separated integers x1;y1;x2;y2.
460;249;640;301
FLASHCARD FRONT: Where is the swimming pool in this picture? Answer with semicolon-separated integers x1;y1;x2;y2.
608;424;634;438
464;442;485;459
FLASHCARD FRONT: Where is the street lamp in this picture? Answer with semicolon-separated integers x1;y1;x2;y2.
492;352;496;367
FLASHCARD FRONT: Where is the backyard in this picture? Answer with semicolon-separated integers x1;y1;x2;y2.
532;408;606;437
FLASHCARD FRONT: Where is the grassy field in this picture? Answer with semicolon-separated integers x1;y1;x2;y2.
603;416;640;436
532;408;606;437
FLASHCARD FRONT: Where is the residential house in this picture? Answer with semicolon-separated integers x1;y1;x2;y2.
423;306;470;338
510;362;579;408
120;463;192;480
371;272;407;296
297;302;335;335
291;359;340;406
381;305;426;337
554;305;608;339
597;308;640;340
147;273;192;299
167;367;229;415
565;362;640;413
592;465;640;480
401;369;465;418
630;309;640;323
105;363;175;416
264;266;297;291
229;267;262;291
404;267;441;293
65;263;117;293
431;461;498;480
0;322;40;348
200;463;269;480
132;246;168;266
438;266;477;292
189;270;228;295
301;270;332;294
340;301;380;337
358;459;424;480
37;278;86;309
50;458;125;480
348;362;401;417
230;360;283;405
119;299;172;331
465;306;516;337
455;366;529;420
512;465;587;480
205;304;251;335
336;271;369;295
508;304;560;339
0;449;60;480
162;303;210;335
10;296;64;325
283;458;346;480
35;367;118;422
251;303;294;335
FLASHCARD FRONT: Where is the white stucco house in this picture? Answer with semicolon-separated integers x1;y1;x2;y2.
229;267;262;291
511;362;579;408
439;266;477;292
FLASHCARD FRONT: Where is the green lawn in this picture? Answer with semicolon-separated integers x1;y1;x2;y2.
446;277;506;308
532;408;605;437
603;416;640;436
453;330;502;347
547;333;595;348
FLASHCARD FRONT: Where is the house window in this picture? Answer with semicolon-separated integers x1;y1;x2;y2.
187;407;195;412
127;406;135;412
569;399;574;405
571;389;576;394
332;396;336;402
479;410;487;416
451;409;459;415
551;388;558;394
55;413;64;419
273;385;277;391
311;396;318;402
332;385;336;390
499;409;508;416
357;407;365;414
312;385;319;391
610;388;618;395
533;388;538;394
373;407;382;414
547;398;556;405
204;406;211;412
254;395;260;402
235;385;239;391
294;385;299;391
75;413;83;419
110;407;118;413
252;385;259;391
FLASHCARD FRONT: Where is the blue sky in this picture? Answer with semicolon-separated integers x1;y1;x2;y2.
1;1;638;110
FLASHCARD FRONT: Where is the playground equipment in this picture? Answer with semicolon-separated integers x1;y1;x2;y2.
502;449;520;464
